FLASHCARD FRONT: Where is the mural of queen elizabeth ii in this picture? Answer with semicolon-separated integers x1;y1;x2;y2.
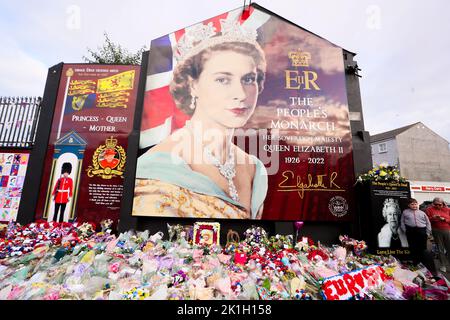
133;14;269;219
132;4;357;222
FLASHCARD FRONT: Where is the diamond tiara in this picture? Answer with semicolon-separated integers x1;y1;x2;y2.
174;17;261;63
383;198;397;205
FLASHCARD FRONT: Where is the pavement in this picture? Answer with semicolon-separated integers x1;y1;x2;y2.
428;238;449;280
433;258;450;280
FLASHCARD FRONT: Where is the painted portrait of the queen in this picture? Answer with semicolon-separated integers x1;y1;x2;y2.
133;13;269;219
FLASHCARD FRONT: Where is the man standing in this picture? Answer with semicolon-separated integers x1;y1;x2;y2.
51;162;73;223
400;198;432;265
426;197;450;272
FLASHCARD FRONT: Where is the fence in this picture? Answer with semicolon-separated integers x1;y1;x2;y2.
0;96;42;148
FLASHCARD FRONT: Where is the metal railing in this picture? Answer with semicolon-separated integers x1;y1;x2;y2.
0;96;42;148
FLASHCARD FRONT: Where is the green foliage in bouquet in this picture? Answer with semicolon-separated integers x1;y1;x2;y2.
356;163;407;184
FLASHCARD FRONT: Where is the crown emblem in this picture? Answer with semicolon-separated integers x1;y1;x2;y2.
175;16;259;63
384;198;397;205
383;198;400;209
66;68;74;77
288;50;311;67
105;136;118;149
87;136;126;179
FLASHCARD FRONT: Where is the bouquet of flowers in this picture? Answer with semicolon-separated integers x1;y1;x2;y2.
243;226;268;246
75;222;96;239
356;163;407;183
268;234;293;251
100;219;113;233
339;235;368;257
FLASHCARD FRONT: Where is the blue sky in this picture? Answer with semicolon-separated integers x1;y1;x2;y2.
0;0;449;141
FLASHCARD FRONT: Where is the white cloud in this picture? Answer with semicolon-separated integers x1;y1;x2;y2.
0;0;448;141
0;38;47;97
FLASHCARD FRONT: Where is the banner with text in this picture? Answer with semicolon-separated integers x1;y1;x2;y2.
35;64;140;226
370;181;411;257
321;265;387;300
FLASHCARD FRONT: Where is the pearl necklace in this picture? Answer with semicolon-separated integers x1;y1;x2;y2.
204;146;239;202
390;226;399;240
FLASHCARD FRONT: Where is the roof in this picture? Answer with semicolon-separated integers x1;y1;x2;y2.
147;3;356;57
370;122;421;143
252;3;356;55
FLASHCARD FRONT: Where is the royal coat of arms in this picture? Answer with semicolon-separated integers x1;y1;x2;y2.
86;136;126;179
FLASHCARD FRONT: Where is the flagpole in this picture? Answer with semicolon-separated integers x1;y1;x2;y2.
57;68;73;139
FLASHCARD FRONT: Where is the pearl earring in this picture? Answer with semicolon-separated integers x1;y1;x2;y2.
190;96;197;110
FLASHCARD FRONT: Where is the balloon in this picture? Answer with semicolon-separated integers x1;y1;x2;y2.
294;221;304;231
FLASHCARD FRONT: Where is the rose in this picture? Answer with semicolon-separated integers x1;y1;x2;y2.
109;262;120;273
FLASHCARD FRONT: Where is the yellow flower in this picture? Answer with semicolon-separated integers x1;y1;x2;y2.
384;267;395;277
379;170;387;177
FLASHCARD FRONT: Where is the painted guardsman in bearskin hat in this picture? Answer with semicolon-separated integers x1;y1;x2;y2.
51;162;74;222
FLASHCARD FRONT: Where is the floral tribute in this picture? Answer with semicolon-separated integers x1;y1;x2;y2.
356;163;407;184
339;235;368;257
243;226;268;246
0;221;448;300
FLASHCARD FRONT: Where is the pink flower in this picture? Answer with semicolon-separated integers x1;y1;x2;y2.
108;262;120;273
44;292;60;300
7;286;24;300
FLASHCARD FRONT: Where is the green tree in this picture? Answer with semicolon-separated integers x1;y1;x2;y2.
83;32;146;65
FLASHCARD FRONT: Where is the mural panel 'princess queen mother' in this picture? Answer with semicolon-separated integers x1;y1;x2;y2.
133;5;355;221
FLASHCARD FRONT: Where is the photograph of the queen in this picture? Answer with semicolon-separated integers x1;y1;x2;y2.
377;198;408;248
133;17;268;219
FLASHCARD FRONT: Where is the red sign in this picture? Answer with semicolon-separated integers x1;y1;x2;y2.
421;186;445;192
321;265;387;300
35;64;140;227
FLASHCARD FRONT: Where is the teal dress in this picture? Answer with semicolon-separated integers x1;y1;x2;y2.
135;152;268;219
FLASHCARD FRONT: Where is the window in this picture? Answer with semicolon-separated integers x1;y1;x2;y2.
378;143;387;153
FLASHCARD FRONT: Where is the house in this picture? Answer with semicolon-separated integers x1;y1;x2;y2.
370;122;450;203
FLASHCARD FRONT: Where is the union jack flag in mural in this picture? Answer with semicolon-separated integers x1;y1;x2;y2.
139;6;271;149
